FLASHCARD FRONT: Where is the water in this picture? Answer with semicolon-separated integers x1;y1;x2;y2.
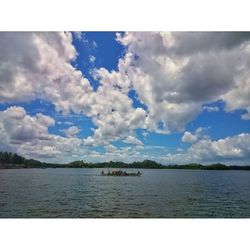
0;168;250;218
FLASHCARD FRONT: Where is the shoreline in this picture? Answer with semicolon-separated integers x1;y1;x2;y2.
1;165;250;171
1;152;250;171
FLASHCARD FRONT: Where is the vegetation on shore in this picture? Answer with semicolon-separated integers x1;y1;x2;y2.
0;151;250;170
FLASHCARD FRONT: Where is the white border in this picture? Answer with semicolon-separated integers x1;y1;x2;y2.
0;219;249;250
0;0;249;31
0;0;250;249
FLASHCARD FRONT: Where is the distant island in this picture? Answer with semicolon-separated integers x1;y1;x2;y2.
0;151;250;170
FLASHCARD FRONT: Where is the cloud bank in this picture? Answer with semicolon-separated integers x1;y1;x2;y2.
0;32;250;163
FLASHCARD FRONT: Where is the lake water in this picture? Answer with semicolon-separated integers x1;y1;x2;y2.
0;168;250;218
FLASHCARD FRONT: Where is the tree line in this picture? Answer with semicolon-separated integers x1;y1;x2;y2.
0;152;25;165
0;151;250;170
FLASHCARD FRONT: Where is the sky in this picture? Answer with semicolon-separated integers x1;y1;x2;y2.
0;32;250;165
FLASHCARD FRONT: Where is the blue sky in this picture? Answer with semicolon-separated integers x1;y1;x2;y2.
0;32;250;164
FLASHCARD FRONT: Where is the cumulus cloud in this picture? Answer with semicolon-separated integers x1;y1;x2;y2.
65;126;80;137
82;85;147;146
0;106;83;161
104;144;118;153
169;32;250;55
0;32;93;113
112;32;250;132
0;32;147;147
222;66;250;119
101;145;145;162
167;133;250;165
181;131;197;143
0;106;55;143
123;135;143;145
3;32;250;147
1;32;250;163
182;127;208;144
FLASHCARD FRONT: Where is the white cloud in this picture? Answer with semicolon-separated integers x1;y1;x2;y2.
65;126;80;137
203;106;219;112
89;55;95;63
181;131;197;143
0;106;83;161
0;32;93;114
195;127;204;135
82;86;147;146
93;41;98;48
0;32;144;147
104;144;118;153
123;135;143;145
101;145;145;163
182;127;208;144
222;68;250;120
142;130;149;138
167;133;250;165
1;32;250;161
113;32;250;133
73;32;82;41
64;121;75;125
1;106;249;164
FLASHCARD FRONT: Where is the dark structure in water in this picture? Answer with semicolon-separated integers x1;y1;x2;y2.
101;170;142;176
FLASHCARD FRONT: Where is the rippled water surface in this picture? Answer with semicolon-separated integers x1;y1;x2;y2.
0;168;250;218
